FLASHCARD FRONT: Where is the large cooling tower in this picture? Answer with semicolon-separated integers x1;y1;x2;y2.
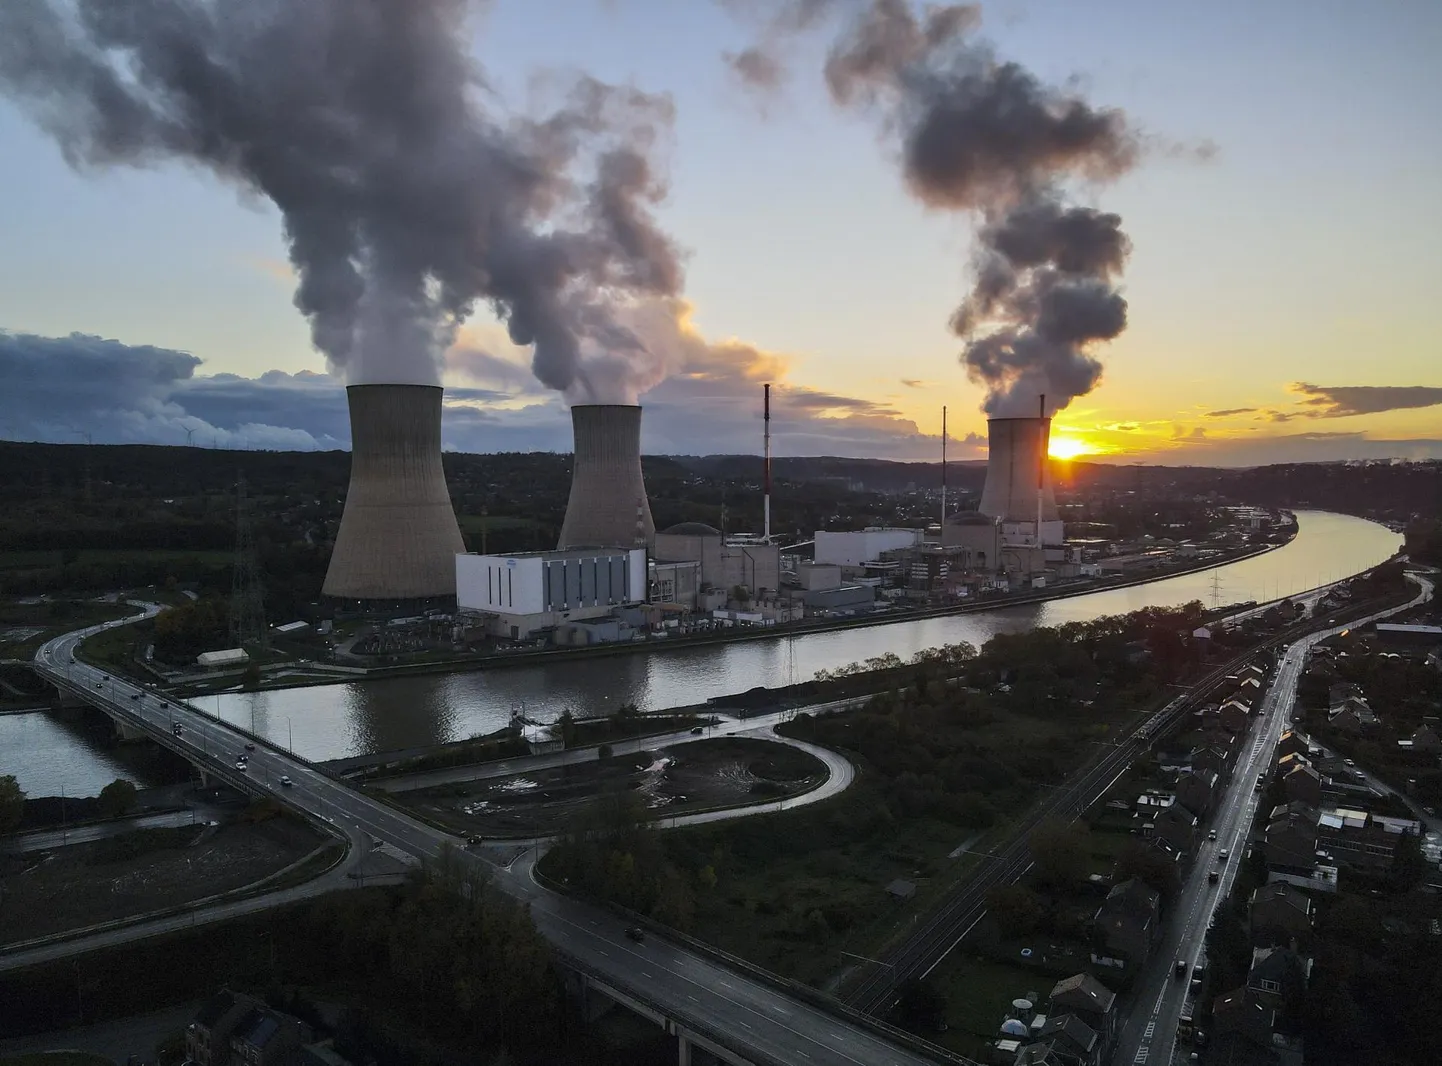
979;417;1060;525
322;384;467;601
557;404;655;549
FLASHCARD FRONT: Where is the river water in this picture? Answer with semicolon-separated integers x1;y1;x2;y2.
0;510;1402;794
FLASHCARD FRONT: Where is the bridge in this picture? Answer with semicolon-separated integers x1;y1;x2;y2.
21;607;965;1066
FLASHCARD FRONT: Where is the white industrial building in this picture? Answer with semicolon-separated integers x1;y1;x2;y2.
456;547;647;639
813;528;924;568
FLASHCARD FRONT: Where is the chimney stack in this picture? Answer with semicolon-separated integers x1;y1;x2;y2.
763;383;772;543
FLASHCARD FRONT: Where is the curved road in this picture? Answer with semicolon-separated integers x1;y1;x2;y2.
15;610;946;1066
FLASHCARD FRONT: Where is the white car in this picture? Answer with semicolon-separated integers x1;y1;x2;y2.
279;776;293;787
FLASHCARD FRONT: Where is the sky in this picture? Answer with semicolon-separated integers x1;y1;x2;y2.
0;0;1439;465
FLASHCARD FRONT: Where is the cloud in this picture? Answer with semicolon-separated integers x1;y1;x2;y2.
0;320;973;460
1204;407;1257;418
900;378;927;389
1290;382;1442;419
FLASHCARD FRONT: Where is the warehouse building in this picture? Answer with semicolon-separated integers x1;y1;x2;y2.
455;547;647;640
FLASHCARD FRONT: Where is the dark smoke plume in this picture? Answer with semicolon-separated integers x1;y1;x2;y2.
729;0;1139;415
0;0;683;401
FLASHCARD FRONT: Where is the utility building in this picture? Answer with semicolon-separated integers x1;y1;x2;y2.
455;548;646;640
813;527;924;568
652;523;780;597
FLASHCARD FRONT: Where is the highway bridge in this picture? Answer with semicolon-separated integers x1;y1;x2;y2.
19;608;968;1066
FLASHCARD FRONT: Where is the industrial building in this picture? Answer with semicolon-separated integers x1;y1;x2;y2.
652;523;781;601
455;547;647;640
557;404;655;550
323;384;468;603
814;527;924;568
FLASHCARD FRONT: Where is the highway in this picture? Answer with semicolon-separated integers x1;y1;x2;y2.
20;611;954;1066
1112;574;1433;1066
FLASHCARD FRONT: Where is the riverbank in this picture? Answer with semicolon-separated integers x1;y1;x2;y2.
159;536;1290;698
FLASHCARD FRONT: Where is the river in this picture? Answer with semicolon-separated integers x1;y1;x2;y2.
0;509;1402;794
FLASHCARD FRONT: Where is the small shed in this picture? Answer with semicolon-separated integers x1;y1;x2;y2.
197;648;249;669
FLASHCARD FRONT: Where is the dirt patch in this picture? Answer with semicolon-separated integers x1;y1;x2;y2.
396;737;827;838
0;815;327;945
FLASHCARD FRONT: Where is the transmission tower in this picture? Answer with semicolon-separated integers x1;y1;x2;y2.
230;475;269;649
1209;571;1224;612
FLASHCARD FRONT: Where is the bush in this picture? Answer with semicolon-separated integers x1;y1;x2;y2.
96;778;138;819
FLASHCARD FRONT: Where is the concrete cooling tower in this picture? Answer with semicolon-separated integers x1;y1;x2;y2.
979;416;1063;545
322;384;467;602
557;404;655;550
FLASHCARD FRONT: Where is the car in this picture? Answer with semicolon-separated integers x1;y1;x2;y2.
1218;848;1230;861
1344;758;1355;767
625;927;645;943
235;761;248;772
1208;829;1218;841
279;776;293;787
690;726;705;735
130;693;141;701
1174;959;1187;979
244;742;256;751
467;836;484;846
172;724;183;735
1208;870;1220;885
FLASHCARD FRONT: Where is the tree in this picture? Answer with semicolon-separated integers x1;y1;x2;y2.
1029;819;1090;888
986;884;1044;938
1389;827;1427;892
896;977;947;1031
597;743;614;760
97;778;138;819
0;774;25;835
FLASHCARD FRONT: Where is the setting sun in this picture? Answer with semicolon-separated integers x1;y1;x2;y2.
1048;436;1093;460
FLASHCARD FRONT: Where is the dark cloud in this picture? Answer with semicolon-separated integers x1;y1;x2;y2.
725;46;786;90
1290;382;1442;419
0;1;683;403
0;324;972;460
1205;407;1258;418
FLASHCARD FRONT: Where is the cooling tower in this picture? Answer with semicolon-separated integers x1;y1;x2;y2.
322;384;467;602
557;404;655;550
979;417;1061;526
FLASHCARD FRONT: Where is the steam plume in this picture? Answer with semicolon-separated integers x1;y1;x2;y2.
732;0;1139;415
0;0;683;401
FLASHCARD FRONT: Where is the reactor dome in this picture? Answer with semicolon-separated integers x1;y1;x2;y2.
662;522;722;537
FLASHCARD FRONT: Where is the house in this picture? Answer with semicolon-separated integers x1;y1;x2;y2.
1176;769;1219;817
1281;763;1323;807
1048;973;1118;1056
1238;676;1264;701
1219;699;1251;734
1193;742;1235;779
229;1006;310;1066
1263;807;1319;871
1329;682;1363;706
1210;988;1284;1066
1035;1014;1102;1066
1247;947;1312;1011
1275;731;1309;760
1154;802;1199;856
1328;697;1379;734
1275;751;1311;778
187;991;256;1066
1241;664;1267;684
1249;884;1314;942
1316;808;1420;872
1092;879;1161;967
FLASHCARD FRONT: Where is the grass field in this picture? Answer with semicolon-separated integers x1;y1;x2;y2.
927;954;1056;1060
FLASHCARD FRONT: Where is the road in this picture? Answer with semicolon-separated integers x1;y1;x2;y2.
0;808;208;854
20;609;952;1066
1112;574;1433;1066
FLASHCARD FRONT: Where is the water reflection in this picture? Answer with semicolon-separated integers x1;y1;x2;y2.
207;510;1397;762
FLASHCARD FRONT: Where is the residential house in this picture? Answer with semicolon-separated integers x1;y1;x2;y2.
1238;675;1264;702
1219;699;1251;734
1176;769;1219;818
1247;947;1312;1012
1193;742;1235;780
1241;664;1267;684
1013;1045;1068;1066
1328;697;1379;734
1329;682;1363;706
1275;731;1309;760
1092;879;1161;968
1035;1014;1102;1066
1316;808;1420;873
1275;751;1310;778
228;1007;311;1066
187;991;257;1066
1210;988;1285;1066
1263;807;1319;871
1047;973;1118;1056
1154;802;1200;857
1248;884;1314;943
1281;763;1323;808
